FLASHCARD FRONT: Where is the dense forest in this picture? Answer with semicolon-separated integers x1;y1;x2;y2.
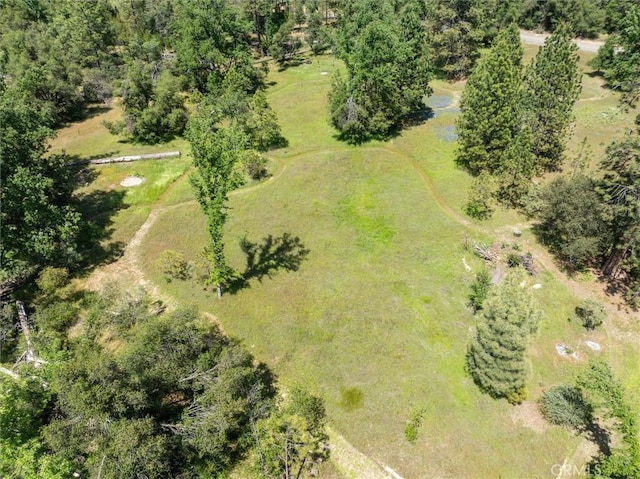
1;0;640;477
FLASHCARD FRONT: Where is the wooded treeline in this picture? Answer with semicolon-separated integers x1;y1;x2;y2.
454;3;640;308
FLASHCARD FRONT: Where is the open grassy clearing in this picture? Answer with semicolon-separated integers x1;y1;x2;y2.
140;147;589;478
59;48;640;477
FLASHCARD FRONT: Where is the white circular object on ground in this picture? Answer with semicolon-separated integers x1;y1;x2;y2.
320;71;328;75
532;283;542;289
120;176;144;187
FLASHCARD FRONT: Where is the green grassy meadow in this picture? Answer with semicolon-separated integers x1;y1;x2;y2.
61;49;639;478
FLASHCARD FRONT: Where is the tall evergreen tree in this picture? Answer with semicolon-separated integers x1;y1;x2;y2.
495;124;536;207
426;0;482;81
522;23;582;172
595;4;640;112
466;269;541;403
455;23;523;175
598;134;640;279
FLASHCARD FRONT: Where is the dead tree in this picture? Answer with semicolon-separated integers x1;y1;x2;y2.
15;301;47;368
473;242;497;262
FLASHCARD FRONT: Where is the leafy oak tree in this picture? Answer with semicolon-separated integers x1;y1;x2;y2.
577;361;640;478
0;82;81;280
329;0;432;141
534;174;608;269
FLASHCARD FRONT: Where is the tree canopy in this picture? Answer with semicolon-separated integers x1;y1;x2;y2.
329;0;432;142
466;269;541;403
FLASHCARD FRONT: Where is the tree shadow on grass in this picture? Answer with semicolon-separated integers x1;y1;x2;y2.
583;421;612;457
227;233;310;294
70;165;128;273
276;55;308;72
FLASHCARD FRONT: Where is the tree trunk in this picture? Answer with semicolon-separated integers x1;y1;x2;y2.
253;3;264;56
217;283;222;299
602;246;627;277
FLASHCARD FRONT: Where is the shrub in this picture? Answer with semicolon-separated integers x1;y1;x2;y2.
156;250;191;282
507;253;522;268
36;267;73;301
506;387;527;405
468;268;491;312
575;299;606;330
466;172;496;219
404;408;426;443
242;150;269;180
539;385;592;429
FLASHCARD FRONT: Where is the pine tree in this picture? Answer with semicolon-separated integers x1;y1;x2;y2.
426;0;481;81
598;134;640;279
522;23;582;172
455;24;523;175
495;124;537;207
466;269;541;403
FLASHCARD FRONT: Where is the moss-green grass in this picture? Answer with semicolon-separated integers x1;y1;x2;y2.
73;157;191;248
60;48;639;478
135;51;638;478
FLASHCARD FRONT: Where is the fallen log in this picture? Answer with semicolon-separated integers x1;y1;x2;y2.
473;242;497;262
15;301;47;367
65;150;181;167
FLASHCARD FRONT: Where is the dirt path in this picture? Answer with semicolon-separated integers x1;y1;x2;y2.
328;427;403;479
85;96;636;479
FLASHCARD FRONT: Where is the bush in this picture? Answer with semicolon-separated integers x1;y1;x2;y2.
36;267;73;301
539;385;592;429
507;253;522;268
506;387;527;405
156;250;191;282
469;269;491;312
575;299;606;330
466;173;496;219
242;150;269;180
404;408;425;443
34;302;78;332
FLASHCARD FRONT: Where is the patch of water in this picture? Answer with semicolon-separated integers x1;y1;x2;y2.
434;125;458;143
426;94;453;109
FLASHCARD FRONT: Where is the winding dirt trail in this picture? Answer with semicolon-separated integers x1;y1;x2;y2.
84;161;403;479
